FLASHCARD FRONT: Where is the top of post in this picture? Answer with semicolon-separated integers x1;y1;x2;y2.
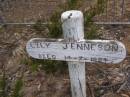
61;10;84;41
61;10;83;21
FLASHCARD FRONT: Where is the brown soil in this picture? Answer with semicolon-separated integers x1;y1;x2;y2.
0;0;130;97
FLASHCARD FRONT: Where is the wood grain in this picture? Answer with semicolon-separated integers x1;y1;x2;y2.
26;38;126;64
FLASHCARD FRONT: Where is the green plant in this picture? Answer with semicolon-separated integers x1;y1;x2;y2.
0;64;7;97
47;11;63;38
28;58;67;74
11;77;23;97
41;60;67;74
47;0;83;38
0;74;6;97
32;0;107;74
0;25;5;33
84;0;107;25
37;0;83;74
96;0;107;14
84;0;107;39
33;20;46;34
0;64;23;97
67;0;80;9
85;25;101;39
84;8;96;26
30;58;40;72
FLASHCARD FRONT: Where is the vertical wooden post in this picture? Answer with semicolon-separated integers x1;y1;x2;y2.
61;10;86;97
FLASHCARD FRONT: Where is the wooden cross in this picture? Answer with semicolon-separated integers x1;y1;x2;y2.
26;10;126;97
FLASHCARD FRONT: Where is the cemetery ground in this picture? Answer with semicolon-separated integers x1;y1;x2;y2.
0;0;130;97
0;24;130;97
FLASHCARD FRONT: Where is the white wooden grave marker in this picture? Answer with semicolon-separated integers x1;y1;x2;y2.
26;10;126;97
26;38;126;64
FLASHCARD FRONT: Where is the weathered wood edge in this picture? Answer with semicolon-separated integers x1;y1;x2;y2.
26;38;126;64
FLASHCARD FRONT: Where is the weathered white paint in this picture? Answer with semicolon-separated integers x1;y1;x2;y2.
61;10;86;97
26;10;127;97
26;38;126;64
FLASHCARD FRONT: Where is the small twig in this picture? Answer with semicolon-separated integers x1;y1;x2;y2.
117;81;127;93
86;77;95;97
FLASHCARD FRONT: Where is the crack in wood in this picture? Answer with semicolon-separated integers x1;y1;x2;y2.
78;78;85;97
